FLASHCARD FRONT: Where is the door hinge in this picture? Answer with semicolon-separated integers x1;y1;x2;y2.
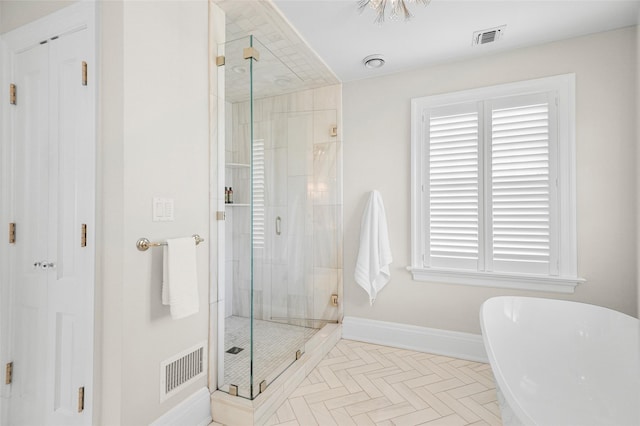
81;224;87;247
9;223;16;244
243;46;260;61
9;84;16;105
215;55;225;67
5;362;13;384
229;384;238;396
82;61;88;86
216;211;226;221
77;386;85;412
330;294;338;307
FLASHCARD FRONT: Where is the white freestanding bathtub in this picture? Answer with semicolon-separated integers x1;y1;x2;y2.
480;296;640;426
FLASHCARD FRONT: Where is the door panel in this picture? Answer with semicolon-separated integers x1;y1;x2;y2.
11;41;50;426
46;28;92;425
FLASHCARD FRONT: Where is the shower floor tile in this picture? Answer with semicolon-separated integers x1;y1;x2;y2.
223;315;318;398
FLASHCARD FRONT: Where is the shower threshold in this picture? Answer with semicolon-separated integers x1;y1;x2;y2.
223;316;319;398
211;322;341;425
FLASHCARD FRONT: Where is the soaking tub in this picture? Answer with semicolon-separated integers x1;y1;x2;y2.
480;296;640;426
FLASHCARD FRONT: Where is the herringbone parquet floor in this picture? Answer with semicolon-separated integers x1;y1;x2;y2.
265;339;502;426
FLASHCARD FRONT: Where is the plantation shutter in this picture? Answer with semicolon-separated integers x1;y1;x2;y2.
252;138;265;249
412;75;575;289
486;93;557;275
426;103;481;270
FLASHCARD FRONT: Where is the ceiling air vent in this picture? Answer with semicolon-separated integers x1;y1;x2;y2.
472;25;506;46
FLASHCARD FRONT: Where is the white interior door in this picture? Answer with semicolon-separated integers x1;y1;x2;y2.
10;39;50;426
4;7;95;425
44;27;93;426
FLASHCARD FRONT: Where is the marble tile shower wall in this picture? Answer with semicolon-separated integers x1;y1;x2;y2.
225;85;342;327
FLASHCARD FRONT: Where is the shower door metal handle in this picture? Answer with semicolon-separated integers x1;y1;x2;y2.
276;216;281;236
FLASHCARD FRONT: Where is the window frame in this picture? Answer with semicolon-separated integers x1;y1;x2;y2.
410;74;584;293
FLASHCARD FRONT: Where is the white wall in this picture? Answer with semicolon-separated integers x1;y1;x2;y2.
344;27;638;334
0;1;75;33
1;1;211;424
102;1;210;424
97;3;124;421
637;20;640;318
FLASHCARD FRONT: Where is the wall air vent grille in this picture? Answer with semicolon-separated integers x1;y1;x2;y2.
472;25;506;46
160;342;207;401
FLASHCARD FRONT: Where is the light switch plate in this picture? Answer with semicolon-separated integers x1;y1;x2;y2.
153;197;174;221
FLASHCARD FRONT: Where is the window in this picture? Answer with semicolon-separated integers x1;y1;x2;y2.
410;74;583;293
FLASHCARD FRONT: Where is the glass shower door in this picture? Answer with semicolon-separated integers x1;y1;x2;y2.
248;35;310;398
219;30;343;400
220;35;253;399
220;35;314;400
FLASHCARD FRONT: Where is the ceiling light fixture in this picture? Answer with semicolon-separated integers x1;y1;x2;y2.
363;54;385;69
358;0;431;24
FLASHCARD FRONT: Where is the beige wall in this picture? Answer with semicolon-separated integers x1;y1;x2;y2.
343;27;638;334
1;1;211;424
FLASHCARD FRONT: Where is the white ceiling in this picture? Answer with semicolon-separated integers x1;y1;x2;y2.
272;0;640;82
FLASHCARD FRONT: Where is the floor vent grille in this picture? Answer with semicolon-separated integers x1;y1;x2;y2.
160;342;207;401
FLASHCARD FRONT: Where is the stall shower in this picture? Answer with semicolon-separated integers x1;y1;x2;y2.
217;34;343;399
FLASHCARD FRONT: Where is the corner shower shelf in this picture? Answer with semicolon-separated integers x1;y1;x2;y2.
225;163;249;206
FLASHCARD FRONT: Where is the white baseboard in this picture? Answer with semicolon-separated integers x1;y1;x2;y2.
151;387;212;426
342;316;488;363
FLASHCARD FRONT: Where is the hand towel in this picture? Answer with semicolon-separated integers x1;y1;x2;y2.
162;237;199;319
355;190;392;305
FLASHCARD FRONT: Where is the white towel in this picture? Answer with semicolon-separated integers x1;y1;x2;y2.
355;190;392;305
162;237;199;319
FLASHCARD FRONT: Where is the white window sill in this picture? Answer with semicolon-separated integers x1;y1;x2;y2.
407;266;585;294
